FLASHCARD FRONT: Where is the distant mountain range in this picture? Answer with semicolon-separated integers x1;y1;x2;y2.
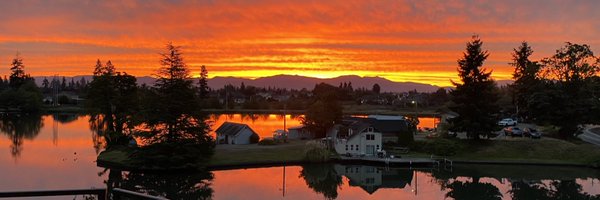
32;74;514;93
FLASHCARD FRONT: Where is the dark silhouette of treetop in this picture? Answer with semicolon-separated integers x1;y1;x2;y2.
448;35;499;139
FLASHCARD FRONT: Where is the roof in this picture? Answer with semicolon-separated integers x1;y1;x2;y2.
288;125;305;130
345;116;408;134
215;122;257;136
367;115;405;120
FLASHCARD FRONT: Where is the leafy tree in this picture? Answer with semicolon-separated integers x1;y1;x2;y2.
448;36;499;139
139;43;213;150
372;83;381;94
198;65;209;99
0;55;42;112
86;60;138;145
302;83;342;138
533;43;600;138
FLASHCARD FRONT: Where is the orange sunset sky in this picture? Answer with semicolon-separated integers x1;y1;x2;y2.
1;0;599;86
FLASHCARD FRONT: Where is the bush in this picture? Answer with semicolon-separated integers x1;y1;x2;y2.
249;133;260;144
397;131;414;146
421;138;460;156
303;141;330;162
129;141;213;169
258;138;277;145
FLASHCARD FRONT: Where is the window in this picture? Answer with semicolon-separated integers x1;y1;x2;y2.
356;145;359;151
376;145;380;150
368;127;374;132
350;145;354;151
345;145;348;151
366;134;375;140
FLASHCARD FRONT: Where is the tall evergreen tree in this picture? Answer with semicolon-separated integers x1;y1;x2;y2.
510;42;541;120
9;54;28;89
42;77;50;90
448;35;499;139
140;43;213;148
198;65;209;99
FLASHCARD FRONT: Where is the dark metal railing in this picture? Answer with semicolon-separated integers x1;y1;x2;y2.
0;188;167;200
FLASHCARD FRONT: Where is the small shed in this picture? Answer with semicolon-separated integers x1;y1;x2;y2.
215;122;259;145
287;125;314;140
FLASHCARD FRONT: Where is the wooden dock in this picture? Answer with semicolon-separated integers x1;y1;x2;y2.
334;156;439;167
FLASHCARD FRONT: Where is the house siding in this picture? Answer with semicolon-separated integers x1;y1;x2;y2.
334;129;382;156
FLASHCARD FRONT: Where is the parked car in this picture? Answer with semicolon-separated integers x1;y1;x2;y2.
504;126;523;137
524;128;542;139
498;118;518;126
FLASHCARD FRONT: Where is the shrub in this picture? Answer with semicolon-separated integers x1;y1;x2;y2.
303;141;330;162
258;138;277;145
249;133;260;144
396;131;414;146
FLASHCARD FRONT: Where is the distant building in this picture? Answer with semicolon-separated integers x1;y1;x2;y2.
215;122;259;145
287;125;314;140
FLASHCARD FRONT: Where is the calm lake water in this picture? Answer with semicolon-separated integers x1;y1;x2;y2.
1;114;599;199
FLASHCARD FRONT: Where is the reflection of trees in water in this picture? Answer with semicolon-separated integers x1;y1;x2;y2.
241;113;260;123
52;113;79;124
299;164;343;200
89;115;108;154
443;177;502;200
0;114;43;158
510;180;600;200
104;169;213;200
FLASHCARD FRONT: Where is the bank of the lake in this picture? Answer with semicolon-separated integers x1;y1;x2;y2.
97;137;600;171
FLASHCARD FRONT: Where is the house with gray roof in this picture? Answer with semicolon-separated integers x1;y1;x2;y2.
215;122;259;145
333;120;383;156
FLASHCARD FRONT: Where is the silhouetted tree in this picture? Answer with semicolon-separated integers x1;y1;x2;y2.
139;43;214;150
448;35;499;139
510;42;541;120
9;54;29;89
532;43;600;138
302;83;342;138
372;83;381;94
42;77;49;90
86;60;138;145
198;65;209;99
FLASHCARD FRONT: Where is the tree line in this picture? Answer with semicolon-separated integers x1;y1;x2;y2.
448;36;600;139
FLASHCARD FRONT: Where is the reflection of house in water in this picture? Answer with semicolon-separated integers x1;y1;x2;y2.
334;165;413;194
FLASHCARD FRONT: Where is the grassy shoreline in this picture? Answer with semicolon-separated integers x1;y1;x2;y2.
97;138;600;171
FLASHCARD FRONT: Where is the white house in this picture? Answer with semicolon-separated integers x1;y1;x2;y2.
215;122;259;145
333;121;383;156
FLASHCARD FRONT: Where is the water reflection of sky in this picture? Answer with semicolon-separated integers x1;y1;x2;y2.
0;115;107;193
0;115;598;200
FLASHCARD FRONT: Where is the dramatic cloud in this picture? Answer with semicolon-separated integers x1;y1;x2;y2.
1;0;599;86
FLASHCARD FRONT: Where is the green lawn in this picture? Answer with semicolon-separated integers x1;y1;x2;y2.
209;140;310;167
444;138;600;166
